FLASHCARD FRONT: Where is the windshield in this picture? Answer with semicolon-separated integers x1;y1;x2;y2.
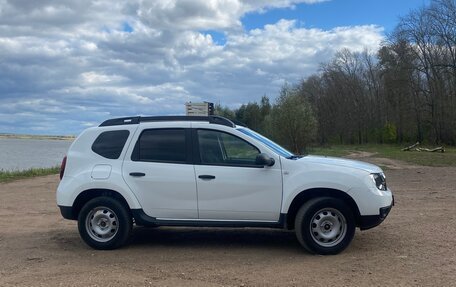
238;128;295;159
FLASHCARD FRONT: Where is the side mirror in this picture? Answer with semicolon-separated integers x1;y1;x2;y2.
256;153;275;167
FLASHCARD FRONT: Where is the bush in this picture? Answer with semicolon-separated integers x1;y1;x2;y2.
382;123;397;143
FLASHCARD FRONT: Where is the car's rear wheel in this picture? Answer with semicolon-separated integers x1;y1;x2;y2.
78;196;132;250
295;197;355;255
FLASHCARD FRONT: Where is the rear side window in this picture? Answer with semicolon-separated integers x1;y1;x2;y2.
132;129;187;163
91;130;130;159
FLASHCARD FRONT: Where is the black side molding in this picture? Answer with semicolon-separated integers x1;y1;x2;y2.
59;205;288;229
131;209;286;229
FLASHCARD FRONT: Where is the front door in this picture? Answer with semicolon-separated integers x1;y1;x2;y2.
193;129;283;221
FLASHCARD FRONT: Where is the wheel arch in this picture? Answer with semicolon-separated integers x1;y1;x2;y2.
285;188;361;230
68;189;131;220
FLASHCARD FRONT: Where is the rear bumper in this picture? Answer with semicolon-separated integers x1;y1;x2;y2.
359;196;394;230
58;205;76;220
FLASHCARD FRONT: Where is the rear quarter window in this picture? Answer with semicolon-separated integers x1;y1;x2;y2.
91;130;130;159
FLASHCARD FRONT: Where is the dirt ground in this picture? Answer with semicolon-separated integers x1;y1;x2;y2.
1;156;455;287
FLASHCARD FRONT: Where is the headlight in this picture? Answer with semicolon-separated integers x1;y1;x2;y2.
370;173;387;191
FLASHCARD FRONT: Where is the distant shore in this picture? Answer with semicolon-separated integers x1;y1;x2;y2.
0;134;75;141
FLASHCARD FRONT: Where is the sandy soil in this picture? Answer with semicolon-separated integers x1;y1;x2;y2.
1;157;455;286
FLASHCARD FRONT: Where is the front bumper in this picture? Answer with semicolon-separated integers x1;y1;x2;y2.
359;196;394;230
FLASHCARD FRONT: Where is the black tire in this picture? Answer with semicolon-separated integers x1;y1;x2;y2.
295;197;355;255
77;196;132;250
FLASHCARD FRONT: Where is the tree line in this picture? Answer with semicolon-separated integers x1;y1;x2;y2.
216;0;456;153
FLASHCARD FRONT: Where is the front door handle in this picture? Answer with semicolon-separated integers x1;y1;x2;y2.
129;172;146;177
198;175;216;180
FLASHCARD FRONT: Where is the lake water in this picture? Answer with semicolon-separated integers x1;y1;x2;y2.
0;138;73;171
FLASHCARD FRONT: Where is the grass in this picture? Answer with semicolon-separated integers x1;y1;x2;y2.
307;144;456;167
307;146;351;157
0;167;60;183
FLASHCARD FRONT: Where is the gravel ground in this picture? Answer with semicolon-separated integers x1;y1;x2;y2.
0;158;455;286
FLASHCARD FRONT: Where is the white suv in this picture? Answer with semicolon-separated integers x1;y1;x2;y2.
57;116;393;254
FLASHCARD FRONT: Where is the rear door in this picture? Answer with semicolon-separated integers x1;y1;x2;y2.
122;123;198;219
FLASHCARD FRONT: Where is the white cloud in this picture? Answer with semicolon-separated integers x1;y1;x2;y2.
137;0;328;30
80;72;127;84
0;0;384;135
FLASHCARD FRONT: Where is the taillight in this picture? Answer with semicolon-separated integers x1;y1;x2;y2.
60;156;67;180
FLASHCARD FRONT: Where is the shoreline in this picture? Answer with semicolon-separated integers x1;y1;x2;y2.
0;134;75;141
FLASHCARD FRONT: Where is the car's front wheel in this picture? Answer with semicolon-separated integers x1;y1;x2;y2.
78;196;132;250
295;197;355;255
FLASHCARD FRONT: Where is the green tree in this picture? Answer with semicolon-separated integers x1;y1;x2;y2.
271;86;317;154
214;104;236;119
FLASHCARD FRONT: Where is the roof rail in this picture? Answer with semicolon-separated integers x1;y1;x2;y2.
99;117;140;127
230;118;247;127
99;115;236;128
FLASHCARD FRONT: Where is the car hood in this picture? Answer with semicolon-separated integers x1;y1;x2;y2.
298;155;383;173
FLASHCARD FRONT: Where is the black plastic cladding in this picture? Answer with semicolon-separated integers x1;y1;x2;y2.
99;115;237;128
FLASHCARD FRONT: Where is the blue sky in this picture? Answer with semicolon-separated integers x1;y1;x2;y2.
206;0;431;45
243;0;430;32
0;0;432;135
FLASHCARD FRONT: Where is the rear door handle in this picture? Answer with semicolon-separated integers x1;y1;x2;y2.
198;175;216;180
129;172;146;177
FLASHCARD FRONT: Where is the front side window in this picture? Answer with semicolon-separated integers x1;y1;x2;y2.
197;130;260;166
132;129;187;163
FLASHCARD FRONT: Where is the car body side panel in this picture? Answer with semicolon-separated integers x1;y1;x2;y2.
56;125;142;209
56;172;142;209
280;158;392;216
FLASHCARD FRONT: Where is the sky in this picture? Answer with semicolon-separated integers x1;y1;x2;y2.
0;0;430;135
